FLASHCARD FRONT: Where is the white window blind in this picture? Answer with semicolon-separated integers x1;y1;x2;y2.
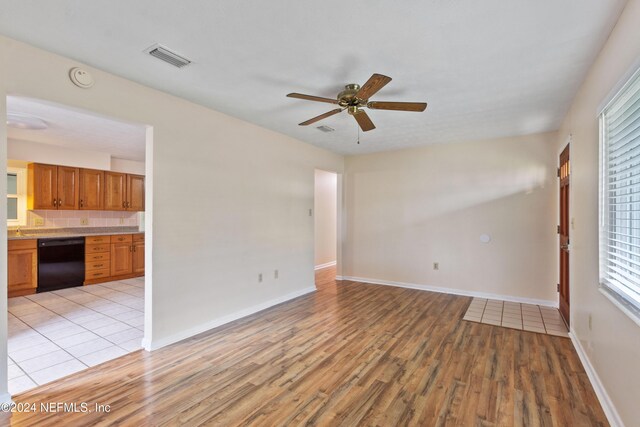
600;68;640;316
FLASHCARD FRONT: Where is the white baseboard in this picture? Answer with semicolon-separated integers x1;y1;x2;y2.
315;261;336;270
569;329;624;427
339;275;558;307
147;286;316;351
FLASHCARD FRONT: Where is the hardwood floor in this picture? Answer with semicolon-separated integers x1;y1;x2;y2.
2;268;607;426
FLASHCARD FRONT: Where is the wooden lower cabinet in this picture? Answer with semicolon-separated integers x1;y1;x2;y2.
84;233;144;285
8;240;38;297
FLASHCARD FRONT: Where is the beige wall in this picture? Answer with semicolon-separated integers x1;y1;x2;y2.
555;0;640;425
0;35;344;399
343;132;558;304
314;169;337;267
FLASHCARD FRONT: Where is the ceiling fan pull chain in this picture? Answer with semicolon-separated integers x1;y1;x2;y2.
357;125;360;144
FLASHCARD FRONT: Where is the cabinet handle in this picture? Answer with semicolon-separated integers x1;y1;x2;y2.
58;199;62;206
133;245;136;252
53;199;57;207
122;201;126;208
130;245;133;252
80;199;84;208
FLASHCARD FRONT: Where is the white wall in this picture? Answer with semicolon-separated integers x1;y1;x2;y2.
8;138;145;175
111;157;145;175
8;138;111;170
343;132;558;304
555;0;640;425
0;35;344;397
314;169;337;267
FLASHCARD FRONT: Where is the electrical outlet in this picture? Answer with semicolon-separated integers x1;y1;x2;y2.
588;314;592;330
274;270;279;279
34;218;44;226
80;218;89;226
309;209;313;217
258;273;263;283
119;217;125;225
433;262;439;270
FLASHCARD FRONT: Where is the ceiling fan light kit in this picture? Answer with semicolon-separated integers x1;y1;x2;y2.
287;73;427;136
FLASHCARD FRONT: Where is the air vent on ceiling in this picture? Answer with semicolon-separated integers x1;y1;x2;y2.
316;125;335;133
145;44;191;68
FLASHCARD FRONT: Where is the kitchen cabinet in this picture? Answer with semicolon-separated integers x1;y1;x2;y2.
85;235;111;282
8;239;37;297
28;163;80;210
111;234;133;276
127;175;145;211
84;233;144;285
79;169;104;210
132;234;145;275
105;172;144;211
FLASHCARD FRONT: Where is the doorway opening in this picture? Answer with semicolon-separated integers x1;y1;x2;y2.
558;144;570;327
4;95;152;395
314;169;338;289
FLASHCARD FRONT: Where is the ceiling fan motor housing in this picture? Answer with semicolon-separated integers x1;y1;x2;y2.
338;84;367;112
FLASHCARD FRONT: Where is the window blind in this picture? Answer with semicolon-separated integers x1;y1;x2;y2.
600;68;640;315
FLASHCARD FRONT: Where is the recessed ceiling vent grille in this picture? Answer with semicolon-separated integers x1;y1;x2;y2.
145;44;191;68
316;125;335;133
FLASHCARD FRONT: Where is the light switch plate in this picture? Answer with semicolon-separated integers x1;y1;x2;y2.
34;218;44;226
80;218;89;225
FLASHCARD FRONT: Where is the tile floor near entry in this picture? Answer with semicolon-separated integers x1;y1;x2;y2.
462;297;569;337
8;278;144;394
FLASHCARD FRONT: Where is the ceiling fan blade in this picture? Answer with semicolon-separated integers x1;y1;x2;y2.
287;93;339;104
356;74;392;101
353;110;376;132
367;101;428;112
298;108;343;126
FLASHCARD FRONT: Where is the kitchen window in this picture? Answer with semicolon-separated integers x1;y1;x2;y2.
599;66;640;323
7;167;26;226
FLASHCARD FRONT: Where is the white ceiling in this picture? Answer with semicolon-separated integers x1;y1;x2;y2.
0;0;628;155
6;96;146;161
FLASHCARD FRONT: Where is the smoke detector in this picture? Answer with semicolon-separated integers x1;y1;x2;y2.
69;67;94;88
145;44;191;68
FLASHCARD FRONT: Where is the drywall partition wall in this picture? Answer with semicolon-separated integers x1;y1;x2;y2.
314;169;337;268
343;132;558;304
0;56;10;404
0;35;343;359
555;0;640;425
8;138;111;170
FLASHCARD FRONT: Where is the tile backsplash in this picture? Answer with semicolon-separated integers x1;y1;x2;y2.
27;210;139;228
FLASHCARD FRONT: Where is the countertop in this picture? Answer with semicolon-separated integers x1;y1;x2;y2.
8;226;144;241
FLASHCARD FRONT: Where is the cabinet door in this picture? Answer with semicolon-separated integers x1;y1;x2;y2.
111;242;133;276
8;249;38;295
127;175;145;211
28;163;57;209
79;169;104;210
57;166;80;210
132;241;145;275
105;172;127;210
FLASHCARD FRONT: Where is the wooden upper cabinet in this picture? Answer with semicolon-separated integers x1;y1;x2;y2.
127;175;145;211
79;169;104;210
56;166;80;210
105;172;127;210
28;163;57;209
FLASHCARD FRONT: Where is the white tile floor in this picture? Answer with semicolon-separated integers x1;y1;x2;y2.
462;298;569;337
7;277;145;395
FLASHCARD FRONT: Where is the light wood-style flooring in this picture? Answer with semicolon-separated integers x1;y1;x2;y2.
2;267;607;426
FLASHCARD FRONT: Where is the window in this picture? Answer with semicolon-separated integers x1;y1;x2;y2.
600;67;640;320
6;167;26;226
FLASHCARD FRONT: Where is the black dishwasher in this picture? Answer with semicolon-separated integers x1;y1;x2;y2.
37;238;85;292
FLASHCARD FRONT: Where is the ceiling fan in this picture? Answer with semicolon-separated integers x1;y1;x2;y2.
286;73;427;132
